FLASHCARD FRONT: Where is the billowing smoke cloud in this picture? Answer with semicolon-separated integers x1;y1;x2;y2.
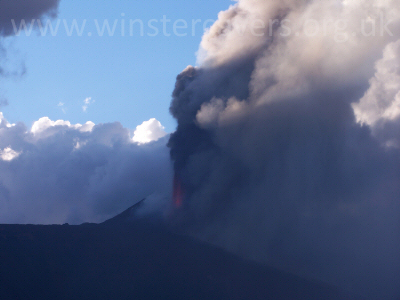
169;0;400;299
0;112;172;225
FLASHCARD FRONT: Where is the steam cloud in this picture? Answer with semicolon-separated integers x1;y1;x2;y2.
0;113;172;225
168;0;400;299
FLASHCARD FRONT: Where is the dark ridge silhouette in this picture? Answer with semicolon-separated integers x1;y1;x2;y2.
101;198;146;226
0;205;361;300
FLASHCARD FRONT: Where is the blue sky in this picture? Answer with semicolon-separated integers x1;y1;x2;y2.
1;0;233;132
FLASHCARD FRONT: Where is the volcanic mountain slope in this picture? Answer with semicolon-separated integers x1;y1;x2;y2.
0;203;360;300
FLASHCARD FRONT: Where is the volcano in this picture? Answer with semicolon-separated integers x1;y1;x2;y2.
0;199;361;300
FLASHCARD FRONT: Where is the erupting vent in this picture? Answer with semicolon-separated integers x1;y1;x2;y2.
173;173;184;208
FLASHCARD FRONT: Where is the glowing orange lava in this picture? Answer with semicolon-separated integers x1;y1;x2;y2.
173;173;183;208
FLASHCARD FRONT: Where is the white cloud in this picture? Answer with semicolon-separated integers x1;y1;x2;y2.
31;117;79;134
0;112;7;126
0;147;21;161
30;117;95;140
0;112;14;128
132;118;167;144
80;121;95;132
0;113;172;224
58;102;66;114
82;97;94;112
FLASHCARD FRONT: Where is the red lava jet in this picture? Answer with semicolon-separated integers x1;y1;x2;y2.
173;173;184;208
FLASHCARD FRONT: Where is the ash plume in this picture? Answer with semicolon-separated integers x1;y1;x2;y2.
0;0;60;37
0;0;60;77
168;1;400;299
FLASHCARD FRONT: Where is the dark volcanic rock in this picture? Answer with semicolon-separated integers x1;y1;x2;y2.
0;209;360;300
